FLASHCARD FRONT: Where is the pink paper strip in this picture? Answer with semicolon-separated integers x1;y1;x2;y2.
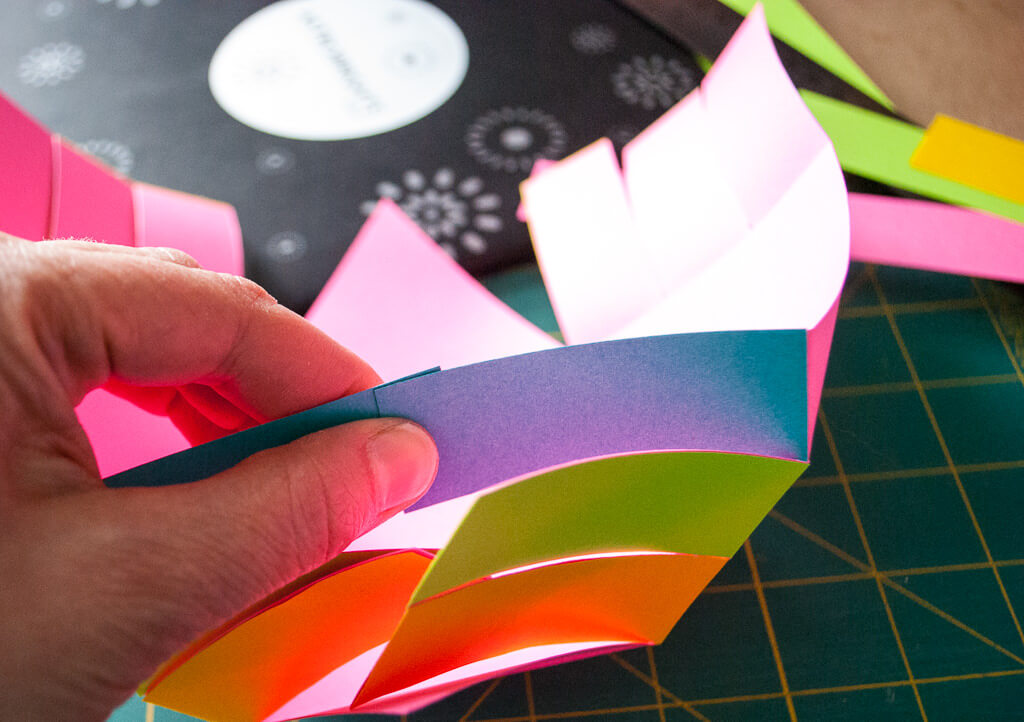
0;95;54;241
132;183;244;275
76;389;188;478
51;141;135;247
306;199;558;382
805;296;840;452
700;4;830;224
520;138;652;345
849;193;1024;283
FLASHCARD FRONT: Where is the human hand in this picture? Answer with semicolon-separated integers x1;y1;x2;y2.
0;235;438;719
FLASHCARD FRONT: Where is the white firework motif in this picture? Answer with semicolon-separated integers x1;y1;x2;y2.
360;168;502;257
570;23;617;54
264;231;308;262
256;148;296;175
96;0;160;8
37;1;70;21
611;55;697;110
17;42;84;87
465;107;568;174
80;139;134;174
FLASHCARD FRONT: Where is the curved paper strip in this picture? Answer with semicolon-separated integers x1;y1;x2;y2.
521;5;847;345
802;90;1024;225
307;198;558;382
352;551;726;707
849;193;1024;283
143;550;432;722
0;94;52;241
132;182;245;276
412;451;804;603
51;140;134;247
806;298;840;448
108;330;809;511
271;641;640;720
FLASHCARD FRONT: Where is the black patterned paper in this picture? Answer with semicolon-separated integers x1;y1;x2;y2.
0;0;703;312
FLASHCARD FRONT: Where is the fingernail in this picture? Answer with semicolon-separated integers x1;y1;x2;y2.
367;421;438;518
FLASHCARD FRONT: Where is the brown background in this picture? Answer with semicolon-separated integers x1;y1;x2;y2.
627;0;1024;139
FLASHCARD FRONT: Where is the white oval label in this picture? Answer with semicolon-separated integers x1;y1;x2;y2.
209;0;469;141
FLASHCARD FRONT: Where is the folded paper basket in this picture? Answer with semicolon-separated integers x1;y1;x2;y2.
107;7;850;720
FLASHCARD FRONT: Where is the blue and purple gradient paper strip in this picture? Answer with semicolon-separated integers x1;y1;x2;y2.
112;7;850;720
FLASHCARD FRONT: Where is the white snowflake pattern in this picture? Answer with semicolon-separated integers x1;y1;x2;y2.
264;231;308;262
361;168;502;257
17;42;84;87
37;1;70;21
96;0;160;8
465;107;568;173
611;55;697;110
80;139;134;174
570;23;617;54
256;148;296;175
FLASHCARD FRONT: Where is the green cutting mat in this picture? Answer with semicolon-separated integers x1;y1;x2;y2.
109;262;1024;722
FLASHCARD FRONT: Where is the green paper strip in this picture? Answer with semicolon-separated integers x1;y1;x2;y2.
718;0;892;109
803;91;1024;225
413;451;806;603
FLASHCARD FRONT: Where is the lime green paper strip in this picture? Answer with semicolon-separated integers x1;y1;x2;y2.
413;452;806;603
717;0;892;109
803;91;1024;225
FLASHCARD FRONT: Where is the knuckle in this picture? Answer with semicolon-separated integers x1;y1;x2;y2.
228;274;276;310
152;246;201;268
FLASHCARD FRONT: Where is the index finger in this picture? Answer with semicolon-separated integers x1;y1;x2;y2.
23;241;380;421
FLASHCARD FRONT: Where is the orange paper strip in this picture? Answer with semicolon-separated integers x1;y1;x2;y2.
353;551;727;706
144;550;432;722
910;114;1024;206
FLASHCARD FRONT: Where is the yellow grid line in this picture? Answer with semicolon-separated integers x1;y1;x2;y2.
823;374;1021;398
973;279;1024;388
655;668;1024;712
838;297;983;319
818;409;927;718
706;559;1024;595
768;510;1024;667
645;646;670;722
743;540;798;721
869;266;1024;652
797;458;1024;487
609;652;707;721
460;678;503;722
524;671;537;722
464;669;1024;721
144;703;155;722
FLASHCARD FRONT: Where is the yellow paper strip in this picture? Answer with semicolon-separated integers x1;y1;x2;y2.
911;114;1024;206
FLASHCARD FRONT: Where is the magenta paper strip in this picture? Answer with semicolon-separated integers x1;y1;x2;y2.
0;95;53;241
849;192;1024;283
51;141;135;247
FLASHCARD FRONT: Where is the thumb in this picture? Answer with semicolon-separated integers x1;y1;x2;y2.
105;418;436;678
140;416;438;607
2;418;437;716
